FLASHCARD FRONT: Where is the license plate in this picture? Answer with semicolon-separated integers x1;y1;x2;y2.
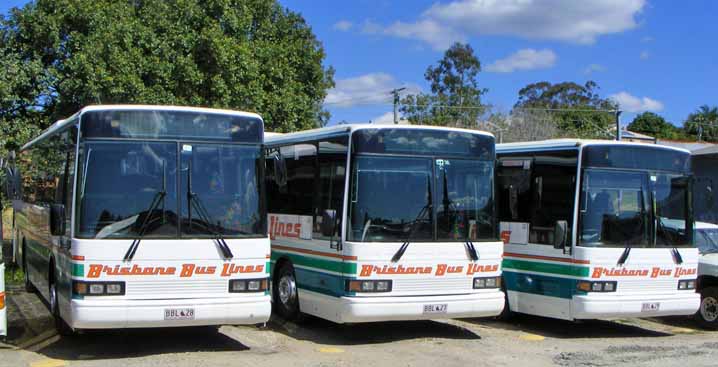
641;302;660;312
423;304;448;314
164;308;195;320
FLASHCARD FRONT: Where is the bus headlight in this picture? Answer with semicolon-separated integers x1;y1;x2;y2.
577;281;617;293
473;276;501;289
73;281;125;296
678;279;696;290
229;278;268;293
346;280;392;293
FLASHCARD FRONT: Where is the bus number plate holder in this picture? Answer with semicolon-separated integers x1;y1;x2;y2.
641;302;660;312
423;304;448;314
165;308;195;321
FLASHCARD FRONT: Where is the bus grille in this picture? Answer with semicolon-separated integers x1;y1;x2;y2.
391;277;472;294
126;279;229;298
617;279;679;294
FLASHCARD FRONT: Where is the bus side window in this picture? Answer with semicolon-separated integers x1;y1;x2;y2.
315;137;348;243
266;144;316;241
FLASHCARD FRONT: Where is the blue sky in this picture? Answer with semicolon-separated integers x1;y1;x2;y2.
3;1;717;127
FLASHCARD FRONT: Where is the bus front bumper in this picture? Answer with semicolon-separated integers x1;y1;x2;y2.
572;292;700;320
336;291;505;323
69;295;271;329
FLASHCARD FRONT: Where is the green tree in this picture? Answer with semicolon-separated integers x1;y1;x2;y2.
684;105;718;141
513;81;617;138
400;42;487;127
0;0;334;153
627;112;686;140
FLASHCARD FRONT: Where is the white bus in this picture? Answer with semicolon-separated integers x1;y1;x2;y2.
264;125;504;323
7;105;271;333
496;139;700;320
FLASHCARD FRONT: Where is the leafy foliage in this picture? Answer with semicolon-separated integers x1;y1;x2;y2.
684;105;718;142
0;0;335;158
627;112;687;140
400;43;487;127
513;81;618;138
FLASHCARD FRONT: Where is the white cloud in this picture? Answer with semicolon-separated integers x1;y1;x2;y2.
333;20;353;32
641;36;654;42
486;49;557;73
371;111;410;125
361;19;465;50
609;92;664;113
361;0;646;49
325;73;421;108
584;63;606;75
640;50;650;60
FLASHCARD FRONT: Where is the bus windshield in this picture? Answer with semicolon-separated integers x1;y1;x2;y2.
77;141;264;239
348;156;494;242
696;228;718;254
579;169;692;248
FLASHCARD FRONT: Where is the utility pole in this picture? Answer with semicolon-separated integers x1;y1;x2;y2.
615;110;622;141
390;87;406;124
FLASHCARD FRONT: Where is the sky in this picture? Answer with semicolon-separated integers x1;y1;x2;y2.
3;1;717;127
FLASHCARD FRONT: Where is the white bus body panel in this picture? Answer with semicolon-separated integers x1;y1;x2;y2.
62;238;271;329
273;239;505;323
504;243;700;320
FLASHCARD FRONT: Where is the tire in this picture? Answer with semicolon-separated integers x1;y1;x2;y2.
496;286;515;321
23;245;35;293
695;286;718;330
273;263;302;321
50;274;74;336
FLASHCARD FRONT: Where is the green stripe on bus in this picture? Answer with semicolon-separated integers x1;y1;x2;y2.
272;251;357;274
72;263;84;277
266;261;271;274
503;258;589;278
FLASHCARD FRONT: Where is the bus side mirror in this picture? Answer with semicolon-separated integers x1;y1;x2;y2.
554;220;568;249
321;209;337;238
50;204;66;236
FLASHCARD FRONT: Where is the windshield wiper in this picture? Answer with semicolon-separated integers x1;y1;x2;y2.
650;189;683;265
124;160;167;261
656;216;684;264
187;156;234;259
392;177;431;263
440;169;479;261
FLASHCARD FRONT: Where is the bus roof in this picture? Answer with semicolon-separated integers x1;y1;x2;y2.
21;105;262;151
496;139;691;155
264;124;494;147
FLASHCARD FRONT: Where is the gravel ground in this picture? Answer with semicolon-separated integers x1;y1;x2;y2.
1;288;716;367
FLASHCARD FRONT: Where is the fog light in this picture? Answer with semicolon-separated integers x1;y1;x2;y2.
485;277;498;288
106;283;122;294
604;282;615;292
591;282;603;292
248;280;261;291
89;284;104;295
678;282;687;290
361;281;375;292
474;278;486;289
376;280;390;291
231;280;246;292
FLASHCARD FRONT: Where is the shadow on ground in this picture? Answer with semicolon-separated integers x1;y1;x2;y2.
268;315;481;346
461;314;673;339
35;326;248;361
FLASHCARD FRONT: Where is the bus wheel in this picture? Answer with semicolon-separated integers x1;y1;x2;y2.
696;287;718;330
22;246;35;293
50;276;73;336
497;288;514;321
273;263;302;321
